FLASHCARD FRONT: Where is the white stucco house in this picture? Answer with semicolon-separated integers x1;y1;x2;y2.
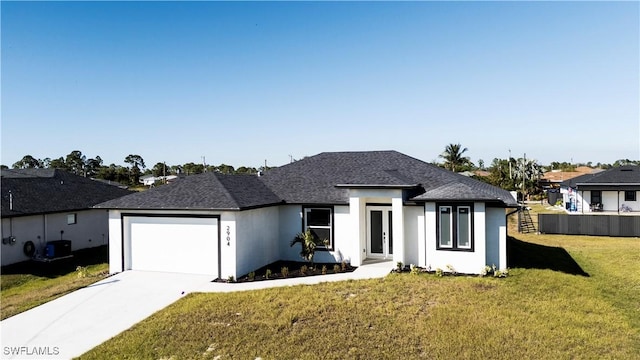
1;169;132;266
560;165;640;213
96;151;518;279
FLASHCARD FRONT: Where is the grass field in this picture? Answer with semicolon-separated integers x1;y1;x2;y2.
79;229;640;359
1;246;109;320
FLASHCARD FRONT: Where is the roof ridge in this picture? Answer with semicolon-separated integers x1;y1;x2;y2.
210;172;242;209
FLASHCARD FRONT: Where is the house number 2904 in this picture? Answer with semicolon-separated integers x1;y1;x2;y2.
226;226;231;246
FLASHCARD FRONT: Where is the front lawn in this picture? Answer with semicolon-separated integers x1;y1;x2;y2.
1;246;109;320
79;234;640;359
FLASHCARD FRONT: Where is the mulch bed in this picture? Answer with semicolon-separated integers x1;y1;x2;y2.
214;260;356;283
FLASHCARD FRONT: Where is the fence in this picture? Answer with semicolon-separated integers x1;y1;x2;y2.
538;214;640;237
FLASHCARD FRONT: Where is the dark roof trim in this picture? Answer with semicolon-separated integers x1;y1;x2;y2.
2;207;107;219
576;183;640;186
97;201;285;212
335;183;420;189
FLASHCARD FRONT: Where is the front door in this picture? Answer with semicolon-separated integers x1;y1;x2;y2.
367;206;393;259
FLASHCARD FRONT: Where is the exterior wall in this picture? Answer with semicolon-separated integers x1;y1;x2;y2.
425;202;489;274
602;191;620;212
278;205;303;262
234;207;280;278
403;206;424;267
2;209;109;266
485;207;507;270
278;204;352;265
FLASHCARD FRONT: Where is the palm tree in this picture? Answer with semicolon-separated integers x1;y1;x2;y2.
290;229;328;266
439;143;471;172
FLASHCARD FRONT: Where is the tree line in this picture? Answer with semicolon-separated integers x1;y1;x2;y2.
3;146;638;193
3;150;268;186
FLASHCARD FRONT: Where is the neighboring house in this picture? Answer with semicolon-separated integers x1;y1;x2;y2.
1;169;132;266
96;151;518;279
139;174;179;186
560;165;640;213
539;166;601;190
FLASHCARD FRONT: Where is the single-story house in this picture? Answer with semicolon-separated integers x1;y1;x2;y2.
139;174;179;186
96;151;518;279
560;165;640;213
1;169;132;266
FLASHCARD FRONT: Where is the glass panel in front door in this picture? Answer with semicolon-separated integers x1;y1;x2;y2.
388;210;393;255
370;210;383;254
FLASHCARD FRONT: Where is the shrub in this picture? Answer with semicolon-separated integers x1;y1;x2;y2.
435;268;443;277
281;267;289;278
341;261;348;272
76;266;89;279
321;265;327;275
227;275;235;283
299;265;308;276
446;264;457;275
396;262;404;271
265;269;272;279
248;271;255;281
333;264;341;273
410;264;420;275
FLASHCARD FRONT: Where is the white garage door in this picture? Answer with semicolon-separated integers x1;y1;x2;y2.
126;216;218;276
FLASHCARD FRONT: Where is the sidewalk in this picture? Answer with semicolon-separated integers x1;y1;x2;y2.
196;260;394;293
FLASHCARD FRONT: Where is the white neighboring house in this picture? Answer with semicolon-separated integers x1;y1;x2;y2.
560;165;640;213
139;174;178;187
1;169;132;266
96;151;519;279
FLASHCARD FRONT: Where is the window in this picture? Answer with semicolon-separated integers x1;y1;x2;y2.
303;207;333;250
625;191;637;202
591;190;601;204
67;213;77;225
437;204;473;251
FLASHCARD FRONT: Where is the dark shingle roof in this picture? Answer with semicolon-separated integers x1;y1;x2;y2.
1;169;133;217
95;151;518;211
562;166;640;188
95;172;282;210
260;151;518;206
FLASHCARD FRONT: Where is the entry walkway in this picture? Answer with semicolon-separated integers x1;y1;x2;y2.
0;261;393;359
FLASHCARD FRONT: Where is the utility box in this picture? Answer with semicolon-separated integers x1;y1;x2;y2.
45;240;72;259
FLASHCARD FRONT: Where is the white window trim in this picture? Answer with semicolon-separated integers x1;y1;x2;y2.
67;213;77;225
456;206;472;249
303;207;333;250
438;206;453;248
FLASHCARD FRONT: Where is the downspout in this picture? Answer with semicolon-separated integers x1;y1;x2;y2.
618;190;620;214
506;207;520;237
581;191;584;214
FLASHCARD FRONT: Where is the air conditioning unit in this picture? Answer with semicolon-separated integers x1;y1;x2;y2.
45;240;72;259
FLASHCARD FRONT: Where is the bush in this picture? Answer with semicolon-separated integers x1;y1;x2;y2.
265;269;272;279
281;267;289;278
333;264;341;273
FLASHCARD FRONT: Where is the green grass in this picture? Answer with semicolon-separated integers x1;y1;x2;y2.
1;246;109;320
79;233;640;359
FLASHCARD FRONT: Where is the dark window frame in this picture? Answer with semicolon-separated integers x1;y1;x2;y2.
625;191;637;202
591;190;602;205
301;206;334;251
436;203;474;252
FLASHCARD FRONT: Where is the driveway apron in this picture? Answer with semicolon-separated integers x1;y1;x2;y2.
1;271;213;360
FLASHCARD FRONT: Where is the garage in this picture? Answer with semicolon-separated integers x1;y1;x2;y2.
123;215;219;276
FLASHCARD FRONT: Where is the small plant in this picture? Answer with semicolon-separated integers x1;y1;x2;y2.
480;265;492;277
281;267;289;278
76;266;89;279
321;265;327;275
410;264;420;275
227;275;235;283
396;261;404;272
265;269;272;279
446;264;457;275
299;265;308;276
333;264;341;273
341;261;348;272
248;271;255;281
435;268;443;277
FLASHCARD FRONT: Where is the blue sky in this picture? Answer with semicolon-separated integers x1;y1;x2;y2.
2;1;638;169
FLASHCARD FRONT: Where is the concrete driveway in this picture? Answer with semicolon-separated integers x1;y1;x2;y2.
0;271;213;360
